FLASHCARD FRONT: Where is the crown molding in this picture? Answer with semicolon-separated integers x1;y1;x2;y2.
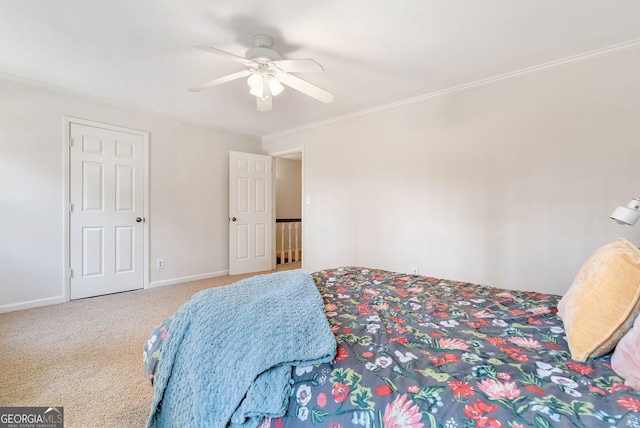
264;38;640;141
0;71;261;140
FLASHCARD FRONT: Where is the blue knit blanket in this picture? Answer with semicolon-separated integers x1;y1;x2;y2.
146;270;336;428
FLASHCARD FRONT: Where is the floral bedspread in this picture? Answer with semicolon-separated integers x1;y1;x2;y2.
274;267;640;428
144;266;640;428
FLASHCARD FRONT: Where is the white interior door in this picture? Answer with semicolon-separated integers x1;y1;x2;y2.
69;122;146;299
229;151;273;275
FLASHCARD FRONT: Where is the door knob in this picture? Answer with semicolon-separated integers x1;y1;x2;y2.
136;217;143;223
231;217;237;222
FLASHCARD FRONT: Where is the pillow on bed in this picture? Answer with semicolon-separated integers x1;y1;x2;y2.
612;311;640;391
557;238;640;362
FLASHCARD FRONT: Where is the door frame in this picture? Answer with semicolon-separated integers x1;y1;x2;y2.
269;147;305;270
63;116;150;302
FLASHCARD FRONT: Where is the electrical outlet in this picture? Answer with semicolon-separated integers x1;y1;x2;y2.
411;267;419;274
157;259;164;269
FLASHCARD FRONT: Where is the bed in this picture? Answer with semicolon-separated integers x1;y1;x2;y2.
144;245;640;428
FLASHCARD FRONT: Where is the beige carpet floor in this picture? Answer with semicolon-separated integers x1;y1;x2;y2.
0;262;301;427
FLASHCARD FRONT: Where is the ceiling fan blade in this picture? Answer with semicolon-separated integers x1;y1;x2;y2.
257;96;272;111
188;70;252;92
272;59;324;73
278;73;334;103
194;45;256;67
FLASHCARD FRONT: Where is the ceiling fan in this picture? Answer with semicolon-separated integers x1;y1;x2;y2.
188;34;334;111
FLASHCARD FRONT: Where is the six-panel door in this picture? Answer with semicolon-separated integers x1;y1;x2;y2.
69;123;145;299
229;151;273;275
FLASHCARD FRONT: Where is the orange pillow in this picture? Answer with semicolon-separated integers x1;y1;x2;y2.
612;311;640;391
557;238;640;362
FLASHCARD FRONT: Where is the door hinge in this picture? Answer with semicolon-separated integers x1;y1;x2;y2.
69;137;73;148
68;268;73;278
69;203;73;213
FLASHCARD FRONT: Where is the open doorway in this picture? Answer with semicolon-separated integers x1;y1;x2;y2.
273;151;303;268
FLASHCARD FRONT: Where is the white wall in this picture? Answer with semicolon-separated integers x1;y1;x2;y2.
0;77;261;312
275;157;302;219
264;48;640;295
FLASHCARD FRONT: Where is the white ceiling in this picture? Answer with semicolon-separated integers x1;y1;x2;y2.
2;1;640;137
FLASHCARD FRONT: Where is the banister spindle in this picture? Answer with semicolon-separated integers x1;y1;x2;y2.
294;222;299;262
280;223;285;264
287;223;292;263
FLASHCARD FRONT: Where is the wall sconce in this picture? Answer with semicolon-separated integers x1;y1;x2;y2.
610;198;640;226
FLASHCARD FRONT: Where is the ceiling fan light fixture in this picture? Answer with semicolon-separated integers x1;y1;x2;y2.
247;71;283;99
247;73;266;98
247;72;262;90
248;75;272;100
248;83;265;98
267;75;284;96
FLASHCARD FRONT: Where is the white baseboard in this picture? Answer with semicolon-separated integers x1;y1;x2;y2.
149;270;230;288
0;295;66;313
0;271;231;313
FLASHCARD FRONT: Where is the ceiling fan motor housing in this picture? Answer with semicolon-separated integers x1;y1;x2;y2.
245;34;281;61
